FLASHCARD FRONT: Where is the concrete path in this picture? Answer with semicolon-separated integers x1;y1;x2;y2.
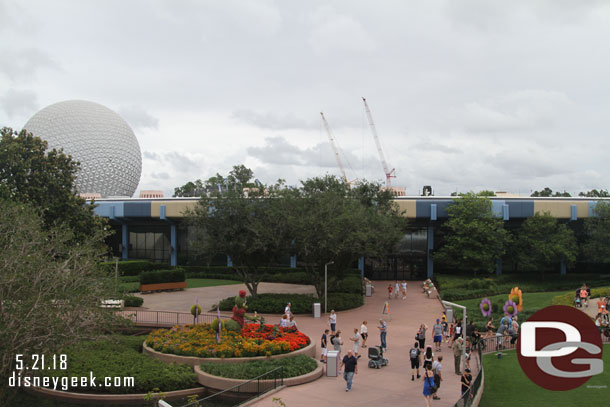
135;282;317;313
250;281;463;407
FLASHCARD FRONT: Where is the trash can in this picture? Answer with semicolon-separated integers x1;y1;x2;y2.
326;350;340;377
445;307;454;323
365;284;372;297
313;302;321;318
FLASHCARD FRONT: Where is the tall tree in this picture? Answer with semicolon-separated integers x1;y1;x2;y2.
582;201;610;264
173;179;205;197
530;187;571;197
434;192;510;275
0;127;105;241
513;212;577;273
578;189;610;197
0;200;122;404
187;166;290;296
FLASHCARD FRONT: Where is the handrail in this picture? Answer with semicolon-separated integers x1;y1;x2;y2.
116;310;230;327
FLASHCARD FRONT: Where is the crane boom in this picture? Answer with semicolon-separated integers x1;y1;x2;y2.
320;112;348;183
362;97;395;187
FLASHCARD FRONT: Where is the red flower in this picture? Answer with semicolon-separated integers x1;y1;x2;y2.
239;290;247;298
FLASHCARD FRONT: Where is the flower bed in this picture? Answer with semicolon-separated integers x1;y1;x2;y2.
146;323;311;358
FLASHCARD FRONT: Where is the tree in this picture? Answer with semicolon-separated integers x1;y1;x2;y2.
0;200;123;404
530;187;571;197
578;189;610;197
0;127;105;241
434;193;510;275
451;190;496;197
582;201;610;264
173;179;205;197
187;166;290;296
289;176;406;298
513;212;577;273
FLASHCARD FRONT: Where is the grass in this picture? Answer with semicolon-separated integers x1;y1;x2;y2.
480;345;610;406
454;290;571;330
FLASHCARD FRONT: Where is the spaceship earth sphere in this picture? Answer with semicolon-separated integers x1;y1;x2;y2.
23;100;142;197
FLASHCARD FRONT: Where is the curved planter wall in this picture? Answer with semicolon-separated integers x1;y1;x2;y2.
143;341;316;367
194;361;324;392
27;385;205;406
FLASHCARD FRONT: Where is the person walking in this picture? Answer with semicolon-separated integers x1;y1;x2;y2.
461;368;472;398
340;350;358;392
378;319;388;350
320;329;329;363
431;355;443;400
422;363;435;407
433;319;443;352
453;336;464;374
417;324;427;350
509;316;519;345
394;281;400;299
349;328;361;356
332;330;343;373
360;321;368;348
387;283;393;299
401;280;408;300
409;342;421;381
284;302;292;317
423;345;434;370
329;310;337;334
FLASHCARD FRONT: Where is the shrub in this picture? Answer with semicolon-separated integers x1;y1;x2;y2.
99;260;170;276
217;293;362;313
40;335;197;393
124;295;143;307
140;269;185;285
329;275;362;294
200;354;317;379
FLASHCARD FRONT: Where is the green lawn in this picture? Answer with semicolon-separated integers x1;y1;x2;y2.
454;290;570;330
186;278;241;288
480;346;610;406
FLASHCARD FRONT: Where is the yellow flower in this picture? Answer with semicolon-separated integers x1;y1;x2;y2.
509;287;523;312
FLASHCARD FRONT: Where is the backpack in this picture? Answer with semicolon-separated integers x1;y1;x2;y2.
329;334;336;344
410;348;419;359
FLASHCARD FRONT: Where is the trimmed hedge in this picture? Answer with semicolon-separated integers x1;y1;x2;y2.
124;295;144;307
41;335;197;394
140;269;185;285
200;354;317;379
99;260;170;276
217;292;363;313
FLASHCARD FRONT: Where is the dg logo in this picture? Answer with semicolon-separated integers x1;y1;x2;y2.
517;305;604;391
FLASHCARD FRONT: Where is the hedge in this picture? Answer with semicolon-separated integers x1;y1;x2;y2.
41;335;197;394
99;260;170;276
217;292;363;313
140;269;185;285
124;295;144;307
200;354;317;380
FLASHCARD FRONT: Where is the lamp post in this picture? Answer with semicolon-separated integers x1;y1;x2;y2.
325;261;334;314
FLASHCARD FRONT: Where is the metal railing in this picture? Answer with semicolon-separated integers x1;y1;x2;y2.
116;310;229;327
179;366;284;407
453;343;483;407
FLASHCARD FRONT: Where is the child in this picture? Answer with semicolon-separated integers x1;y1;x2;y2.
394;281;400;299
388;284;393;299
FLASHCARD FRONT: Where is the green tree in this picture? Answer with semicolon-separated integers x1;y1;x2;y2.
0;127;105;241
0;200;123;404
513;212;577;273
578;189;610;197
530;187;571;197
173;179;205;197
582;201;610;264
289;176;406;297
187;166;290;296
434;193;510;275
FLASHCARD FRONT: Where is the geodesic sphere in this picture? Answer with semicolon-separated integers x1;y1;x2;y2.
23;100;142;198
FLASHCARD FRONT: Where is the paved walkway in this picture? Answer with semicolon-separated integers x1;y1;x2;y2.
249;282;462;407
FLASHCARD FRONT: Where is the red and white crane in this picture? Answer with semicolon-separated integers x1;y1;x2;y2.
320;111;349;184
362;97;395;187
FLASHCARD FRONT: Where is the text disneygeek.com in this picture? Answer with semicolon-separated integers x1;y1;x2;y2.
8;371;135;391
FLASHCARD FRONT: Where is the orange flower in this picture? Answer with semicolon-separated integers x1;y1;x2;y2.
509;287;523;312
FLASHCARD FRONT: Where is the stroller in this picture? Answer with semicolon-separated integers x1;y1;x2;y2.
368;346;389;369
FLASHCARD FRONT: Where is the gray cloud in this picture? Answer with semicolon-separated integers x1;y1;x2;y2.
117;105;159;130
163;152;199;173
231;110;316;130
0;48;58;82
143;151;161;160
1;88;38;118
151;172;170;180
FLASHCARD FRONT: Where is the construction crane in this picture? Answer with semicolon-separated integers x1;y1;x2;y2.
362;97;395;187
320;111;349;184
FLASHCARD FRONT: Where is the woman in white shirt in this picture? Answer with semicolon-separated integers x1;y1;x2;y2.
329;310;337;334
360;320;368;348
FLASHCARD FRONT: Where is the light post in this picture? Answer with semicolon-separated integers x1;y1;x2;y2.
442;300;467;372
325;261;334;314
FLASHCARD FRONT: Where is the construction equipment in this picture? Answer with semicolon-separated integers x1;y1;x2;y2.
320;112;349;184
362;97;395;187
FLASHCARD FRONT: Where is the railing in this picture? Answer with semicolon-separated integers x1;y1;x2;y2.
178;366;284;407
116;310;229;327
453;343;483;407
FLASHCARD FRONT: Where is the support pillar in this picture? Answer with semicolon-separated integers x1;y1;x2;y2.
427;224;434;278
121;224;128;260
227;256;232;267
170;224;177;267
496;258;503;276
290;255;296;268
358;256;365;279
560;260;566;275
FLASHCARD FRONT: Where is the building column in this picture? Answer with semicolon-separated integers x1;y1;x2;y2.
121;223;128;260
427;224;434;279
496;258;502;276
227;255;233;267
358;256;365;279
290;255;297;268
170;224;177;267
560;260;566;275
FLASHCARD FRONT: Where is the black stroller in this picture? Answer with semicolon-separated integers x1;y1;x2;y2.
368;346;389;369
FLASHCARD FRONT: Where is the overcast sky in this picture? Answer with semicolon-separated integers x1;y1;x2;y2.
2;0;610;197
